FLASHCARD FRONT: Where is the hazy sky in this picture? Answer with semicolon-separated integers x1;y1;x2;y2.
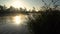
0;0;60;10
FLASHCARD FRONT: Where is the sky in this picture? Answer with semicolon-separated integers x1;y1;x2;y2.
0;0;60;10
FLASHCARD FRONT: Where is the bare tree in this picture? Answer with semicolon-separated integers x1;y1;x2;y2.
41;0;60;10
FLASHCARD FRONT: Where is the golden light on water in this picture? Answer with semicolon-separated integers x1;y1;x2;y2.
12;14;28;25
14;16;21;25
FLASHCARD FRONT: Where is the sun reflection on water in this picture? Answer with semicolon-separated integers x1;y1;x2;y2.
12;14;28;25
13;16;21;25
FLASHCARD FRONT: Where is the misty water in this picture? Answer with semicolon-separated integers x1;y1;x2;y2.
0;14;30;34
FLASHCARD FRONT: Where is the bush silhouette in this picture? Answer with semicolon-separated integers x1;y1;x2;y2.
28;10;60;34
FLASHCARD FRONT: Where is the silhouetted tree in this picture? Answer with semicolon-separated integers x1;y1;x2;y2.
0;5;3;12
3;5;7;11
24;8;27;12
32;7;36;12
20;8;23;12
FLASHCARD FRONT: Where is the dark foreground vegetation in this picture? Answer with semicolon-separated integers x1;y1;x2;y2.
28;10;60;34
27;0;60;34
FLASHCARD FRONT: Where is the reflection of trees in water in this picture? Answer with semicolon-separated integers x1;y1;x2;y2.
0;17;12;25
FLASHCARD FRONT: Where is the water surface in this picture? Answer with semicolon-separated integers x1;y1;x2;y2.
0;14;29;34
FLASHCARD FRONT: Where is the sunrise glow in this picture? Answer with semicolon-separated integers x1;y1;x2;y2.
11;1;24;8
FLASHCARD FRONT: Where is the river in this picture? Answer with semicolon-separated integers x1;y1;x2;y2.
0;14;30;34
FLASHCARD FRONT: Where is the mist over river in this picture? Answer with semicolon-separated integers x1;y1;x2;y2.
0;14;30;34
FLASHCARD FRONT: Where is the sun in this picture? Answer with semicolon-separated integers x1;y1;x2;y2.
11;1;24;8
